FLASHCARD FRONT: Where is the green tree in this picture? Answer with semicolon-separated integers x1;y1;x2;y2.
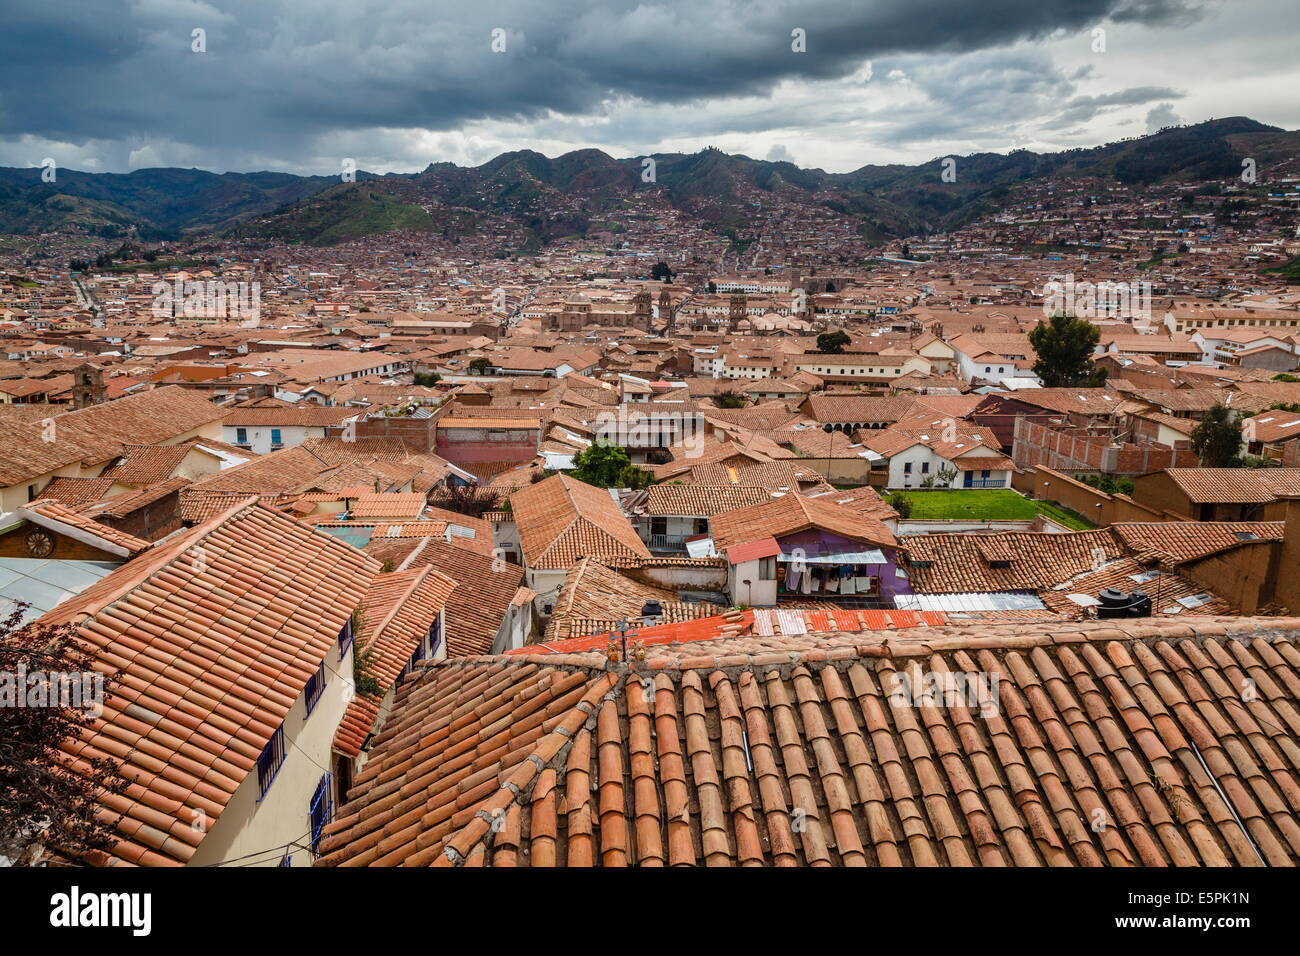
1190;405;1244;467
1;605;127;862
413;371;441;386
817;330;851;354
650;261;674;282
714;392;747;409
1028;313;1106;387
467;357;490;374
569;441;653;489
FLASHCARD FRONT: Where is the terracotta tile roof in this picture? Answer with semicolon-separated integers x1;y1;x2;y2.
400;539;526;658
1112;521;1285;565
1163;468;1300;504
317;615;1300;866
79;477;190;521
0;385;227;486
1038;558;1232;618
801;395;917;424
348;493;427;520
725;537;781;564
34;476;116;508
186;443;418;498
711;493;898;552
812;484;900;522
524;607;950;656
1241;411;1300;443
904;529;1123;593
179;489;303;524
38;500;380;866
641;483;774;517
541;557;717;643
508;474;650;569
335;566;458;758
223;405;360;427
18;499;152;557
687;459;820;488
99;444;195;487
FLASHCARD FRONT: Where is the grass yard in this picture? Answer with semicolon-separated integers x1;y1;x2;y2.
894;489;1096;530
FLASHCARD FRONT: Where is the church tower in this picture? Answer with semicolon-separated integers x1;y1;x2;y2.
633;291;652;330
728;293;747;332
71;362;106;410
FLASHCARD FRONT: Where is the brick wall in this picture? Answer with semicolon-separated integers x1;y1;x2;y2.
1019;466;1186;526
1012;418;1197;475
94;489;184;542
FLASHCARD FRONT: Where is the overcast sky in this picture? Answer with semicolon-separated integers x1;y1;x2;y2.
1;0;1296;176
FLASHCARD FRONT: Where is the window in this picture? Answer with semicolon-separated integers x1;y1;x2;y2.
271;428;283;447
904;461;913;474
650;516;668;536
309;772;333;853
337;616;354;660
694;518;708;535
428;613;442;656
235;427;247;444
257;725;287;799
304;660;327;716
921;462;930;474
758;556;776;581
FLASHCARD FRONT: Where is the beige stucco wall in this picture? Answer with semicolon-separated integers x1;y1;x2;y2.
188;645;353;867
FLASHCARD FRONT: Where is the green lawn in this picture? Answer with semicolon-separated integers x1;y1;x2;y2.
894;489;1096;530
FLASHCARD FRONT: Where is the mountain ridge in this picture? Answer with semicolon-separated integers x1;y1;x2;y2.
1;117;1293;247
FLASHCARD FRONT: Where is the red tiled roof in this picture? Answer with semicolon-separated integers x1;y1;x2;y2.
334;566;457;758
318;615;1300;866
19;499;152;557
38;500;380;866
711;493;897;551
725;537;781;564
508;474;650;569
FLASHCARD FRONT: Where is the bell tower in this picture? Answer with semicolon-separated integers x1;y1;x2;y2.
71;362;106;409
728;293;747;332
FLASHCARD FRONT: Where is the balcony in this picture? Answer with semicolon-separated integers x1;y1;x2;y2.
962;478;1007;489
648;533;687;552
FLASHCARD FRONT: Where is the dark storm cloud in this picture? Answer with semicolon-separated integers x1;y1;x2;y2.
0;0;1204;167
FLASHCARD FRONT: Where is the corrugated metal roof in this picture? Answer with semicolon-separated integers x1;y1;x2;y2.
895;591;1046;612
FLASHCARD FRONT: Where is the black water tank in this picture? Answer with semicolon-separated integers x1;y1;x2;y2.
1096;589;1153;619
1098;588;1128;607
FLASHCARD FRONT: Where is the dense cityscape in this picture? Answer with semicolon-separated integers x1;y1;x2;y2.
1;2;1298;930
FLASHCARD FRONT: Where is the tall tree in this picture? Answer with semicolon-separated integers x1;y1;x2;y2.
1029;313;1107;387
0;605;125;863
569;441;653;489
1190;404;1244;467
817;330;850;354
